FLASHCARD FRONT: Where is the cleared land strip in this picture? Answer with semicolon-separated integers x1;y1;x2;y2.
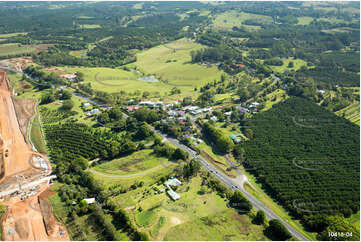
89;160;169;178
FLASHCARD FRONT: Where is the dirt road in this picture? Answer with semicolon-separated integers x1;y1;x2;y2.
0;70;34;181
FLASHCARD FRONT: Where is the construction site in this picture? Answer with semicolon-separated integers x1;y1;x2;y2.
0;67;69;241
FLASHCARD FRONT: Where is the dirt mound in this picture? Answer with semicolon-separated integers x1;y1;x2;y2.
1;188;69;241
15;218;29;239
38;188;69;239
12;98;36;138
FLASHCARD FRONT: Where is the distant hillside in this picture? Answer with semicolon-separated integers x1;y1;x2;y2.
243;97;360;218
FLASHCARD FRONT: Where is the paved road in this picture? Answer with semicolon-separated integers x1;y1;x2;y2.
151;127;309;241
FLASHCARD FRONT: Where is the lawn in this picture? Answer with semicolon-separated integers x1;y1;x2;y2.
93;149;167;176
212;10;273;31
0;43;35;57
136;208;159;227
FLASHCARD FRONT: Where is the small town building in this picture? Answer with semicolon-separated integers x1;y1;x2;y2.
83;198;96;204
88;109;100;116
237;106;249;114
224;111;232;116
210;116;218;122
164;178;182;188
61;73;77;81
167;189;181;201
83;103;91;108
126;106;139;112
190;109;202;115
139;101;155;107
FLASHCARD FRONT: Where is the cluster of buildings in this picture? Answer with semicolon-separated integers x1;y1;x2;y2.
164;177;182;201
82;102;100;116
184;106;212;115
60;73;77;81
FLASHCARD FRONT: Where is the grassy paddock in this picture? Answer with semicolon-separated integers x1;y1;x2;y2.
0;32;27;38
335;102;360;125
297;17;314;25
112;175;267;240
93;149;166;176
68;38;224;100
268;58;307;73
0;43;35;57
130;38;224;96
212;10;272;30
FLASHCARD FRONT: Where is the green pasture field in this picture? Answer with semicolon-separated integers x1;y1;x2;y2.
66;66;177;97
78;24;101;29
297;17;314;25
0;43;36;57
76;15;94;19
164;209;267;241
0;32;27;38
69;49;87;57
214;93;233;103
129;38;224;97
132;3;143;9
335;101;360;125
93;149;167;176
262;89;289;111
322;27;359;34
69;38;224;100
212;10;273;31
268;58;307;73
91;155;178;189
110;175;267;240
346;211;360;232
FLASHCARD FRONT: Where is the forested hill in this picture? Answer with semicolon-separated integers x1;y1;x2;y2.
242;97;359;218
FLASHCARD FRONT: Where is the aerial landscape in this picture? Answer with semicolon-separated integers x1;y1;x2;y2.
0;1;359;241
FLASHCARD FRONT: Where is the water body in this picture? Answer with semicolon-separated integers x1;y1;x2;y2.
138;75;159;82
